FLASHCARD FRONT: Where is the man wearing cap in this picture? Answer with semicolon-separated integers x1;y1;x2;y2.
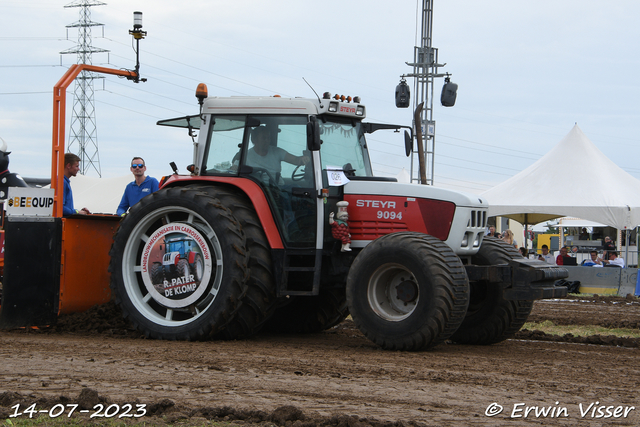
116;157;159;216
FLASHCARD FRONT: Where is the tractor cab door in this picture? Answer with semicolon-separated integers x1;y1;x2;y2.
201;114;321;295
237;115;317;248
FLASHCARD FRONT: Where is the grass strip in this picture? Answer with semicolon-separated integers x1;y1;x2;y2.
523;320;640;339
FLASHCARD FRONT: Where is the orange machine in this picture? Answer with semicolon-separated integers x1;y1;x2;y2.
0;34;144;327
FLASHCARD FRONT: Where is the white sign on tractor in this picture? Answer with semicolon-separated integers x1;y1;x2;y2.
6;187;54;217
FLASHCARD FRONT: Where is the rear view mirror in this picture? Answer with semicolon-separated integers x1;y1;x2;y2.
307;116;321;151
404;130;412;157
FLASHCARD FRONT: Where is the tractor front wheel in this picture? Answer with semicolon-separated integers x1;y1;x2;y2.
450;236;533;345
346;232;469;351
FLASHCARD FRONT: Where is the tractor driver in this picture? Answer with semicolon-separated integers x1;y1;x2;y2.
245;126;309;182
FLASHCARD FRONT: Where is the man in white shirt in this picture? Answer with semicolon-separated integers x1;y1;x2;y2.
603;251;625;268
537;244;555;265
583;251;603;267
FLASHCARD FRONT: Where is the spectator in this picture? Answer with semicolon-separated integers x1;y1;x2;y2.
486;225;500;238
556;246;571;265
602;251;625;268
501;229;517;247
519;247;528;257
538;244;555;265
116;157;159;216
579;227;590;240
602;236;615;259
63;153;90;216
583;251;603;267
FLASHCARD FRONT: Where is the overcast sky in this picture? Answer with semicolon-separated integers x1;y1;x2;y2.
1;0;639;195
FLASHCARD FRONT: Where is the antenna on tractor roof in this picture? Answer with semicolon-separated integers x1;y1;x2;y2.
303;78;324;109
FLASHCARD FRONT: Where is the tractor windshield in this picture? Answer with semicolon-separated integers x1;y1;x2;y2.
318;118;372;177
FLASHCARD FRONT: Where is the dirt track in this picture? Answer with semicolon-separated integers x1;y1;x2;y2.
0;295;639;426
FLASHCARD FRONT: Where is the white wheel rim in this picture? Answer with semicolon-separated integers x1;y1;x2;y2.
367;263;419;321
122;206;223;327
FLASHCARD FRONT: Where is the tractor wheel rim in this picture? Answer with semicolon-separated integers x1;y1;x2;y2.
367;263;419;321
122;206;222;327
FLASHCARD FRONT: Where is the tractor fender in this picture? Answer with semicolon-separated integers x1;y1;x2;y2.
161;176;284;249
188;251;196;264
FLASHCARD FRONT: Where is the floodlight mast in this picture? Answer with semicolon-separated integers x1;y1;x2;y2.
51;12;146;218
129;11;148;84
401;0;450;186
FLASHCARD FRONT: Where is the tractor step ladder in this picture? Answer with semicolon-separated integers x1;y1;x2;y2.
276;249;321;296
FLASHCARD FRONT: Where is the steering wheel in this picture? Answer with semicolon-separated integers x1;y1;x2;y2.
291;164;306;181
251;167;277;186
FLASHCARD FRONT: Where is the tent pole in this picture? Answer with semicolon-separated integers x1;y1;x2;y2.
625;229;629;268
524;214;529;251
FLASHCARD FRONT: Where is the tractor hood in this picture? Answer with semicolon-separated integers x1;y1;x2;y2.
342;180;488;209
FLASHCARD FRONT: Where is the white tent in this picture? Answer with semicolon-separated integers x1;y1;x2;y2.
482;125;640;230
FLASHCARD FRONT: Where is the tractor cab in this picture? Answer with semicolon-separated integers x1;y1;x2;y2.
157;87;412;296
158;97;376;244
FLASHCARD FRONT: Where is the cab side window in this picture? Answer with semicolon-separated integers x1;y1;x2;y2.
203;116;246;174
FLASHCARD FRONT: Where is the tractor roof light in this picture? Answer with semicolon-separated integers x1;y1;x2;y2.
331;94;358;103
196;83;208;106
323;92;331;99
355;105;365;116
328;101;338;113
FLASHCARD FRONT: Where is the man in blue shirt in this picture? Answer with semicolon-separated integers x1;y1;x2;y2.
63;153;90;216
117;157;159;216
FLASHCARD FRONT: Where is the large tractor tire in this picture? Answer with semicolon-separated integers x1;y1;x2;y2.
346;232;469;351
195;186;278;340
450;236;533;345
109;186;249;341
262;287;349;334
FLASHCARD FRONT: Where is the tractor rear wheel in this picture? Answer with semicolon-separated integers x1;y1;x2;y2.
262;287;349;334
450;236;533;345
194;186;278;340
109;187;248;340
346;232;469;351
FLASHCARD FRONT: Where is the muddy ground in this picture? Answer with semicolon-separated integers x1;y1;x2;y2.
0;294;639;426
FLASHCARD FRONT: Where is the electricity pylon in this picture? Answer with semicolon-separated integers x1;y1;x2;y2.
60;0;109;177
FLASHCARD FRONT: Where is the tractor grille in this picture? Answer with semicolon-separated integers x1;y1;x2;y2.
467;210;487;229
349;221;409;241
461;209;487;250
